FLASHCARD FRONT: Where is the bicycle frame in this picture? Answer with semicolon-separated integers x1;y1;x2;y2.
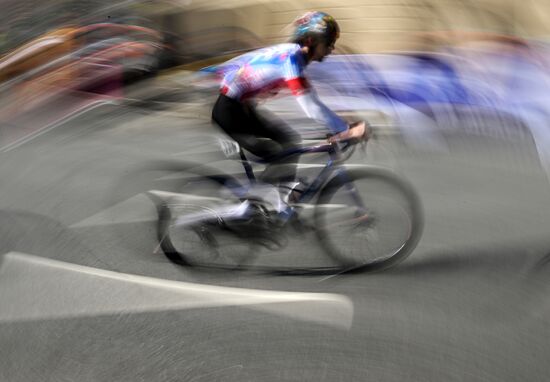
236;140;368;222
160;135;423;271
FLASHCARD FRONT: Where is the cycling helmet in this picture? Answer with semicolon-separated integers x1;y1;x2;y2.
292;11;340;45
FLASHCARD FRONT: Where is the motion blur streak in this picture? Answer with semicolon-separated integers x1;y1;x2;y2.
0;252;354;329
2;1;550;380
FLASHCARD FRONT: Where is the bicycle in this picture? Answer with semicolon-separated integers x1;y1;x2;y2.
152;128;424;274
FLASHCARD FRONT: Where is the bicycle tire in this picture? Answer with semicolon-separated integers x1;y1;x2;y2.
156;173;261;269
314;166;424;272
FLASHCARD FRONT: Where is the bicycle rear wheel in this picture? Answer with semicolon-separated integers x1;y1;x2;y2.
314;167;423;272
157;174;260;269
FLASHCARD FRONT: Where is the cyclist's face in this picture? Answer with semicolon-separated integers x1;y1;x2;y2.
312;38;336;62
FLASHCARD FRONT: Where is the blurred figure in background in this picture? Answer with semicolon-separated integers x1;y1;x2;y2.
210;11;366;206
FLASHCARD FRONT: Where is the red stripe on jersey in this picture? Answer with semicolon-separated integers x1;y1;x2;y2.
285;77;309;95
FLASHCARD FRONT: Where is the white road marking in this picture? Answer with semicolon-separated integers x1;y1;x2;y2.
70;191;223;228
0;252;353;329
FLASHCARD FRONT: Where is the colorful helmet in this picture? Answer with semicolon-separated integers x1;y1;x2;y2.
293;11;340;44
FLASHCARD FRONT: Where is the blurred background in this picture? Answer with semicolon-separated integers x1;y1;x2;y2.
2;0;550;169
2;1;550;381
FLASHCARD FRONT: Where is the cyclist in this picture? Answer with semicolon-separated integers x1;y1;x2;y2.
210;11;366;207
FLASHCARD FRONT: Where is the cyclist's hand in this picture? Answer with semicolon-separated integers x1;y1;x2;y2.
350;121;370;139
327;121;368;143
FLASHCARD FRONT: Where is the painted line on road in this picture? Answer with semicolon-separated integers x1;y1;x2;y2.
69;191;222;228
0;252;354;329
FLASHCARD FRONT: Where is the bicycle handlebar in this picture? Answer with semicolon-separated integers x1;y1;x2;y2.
238;123;372;165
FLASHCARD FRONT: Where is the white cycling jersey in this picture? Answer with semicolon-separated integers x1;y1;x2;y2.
209;43;347;133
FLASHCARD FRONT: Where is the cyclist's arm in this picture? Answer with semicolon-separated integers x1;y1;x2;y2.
328;121;368;143
284;77;348;134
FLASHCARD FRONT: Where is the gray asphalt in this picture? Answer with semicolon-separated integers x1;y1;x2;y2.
1;90;550;381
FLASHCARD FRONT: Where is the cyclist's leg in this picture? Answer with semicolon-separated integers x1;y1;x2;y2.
245;104;302;184
212;94;284;211
212;94;301;184
212;95;274;153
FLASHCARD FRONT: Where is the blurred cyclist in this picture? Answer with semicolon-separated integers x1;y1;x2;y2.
211;11;366;205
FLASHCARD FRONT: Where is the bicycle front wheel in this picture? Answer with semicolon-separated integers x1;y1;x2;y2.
314;167;424;272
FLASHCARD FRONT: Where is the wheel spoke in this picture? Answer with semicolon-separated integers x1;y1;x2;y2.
315;168;423;271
